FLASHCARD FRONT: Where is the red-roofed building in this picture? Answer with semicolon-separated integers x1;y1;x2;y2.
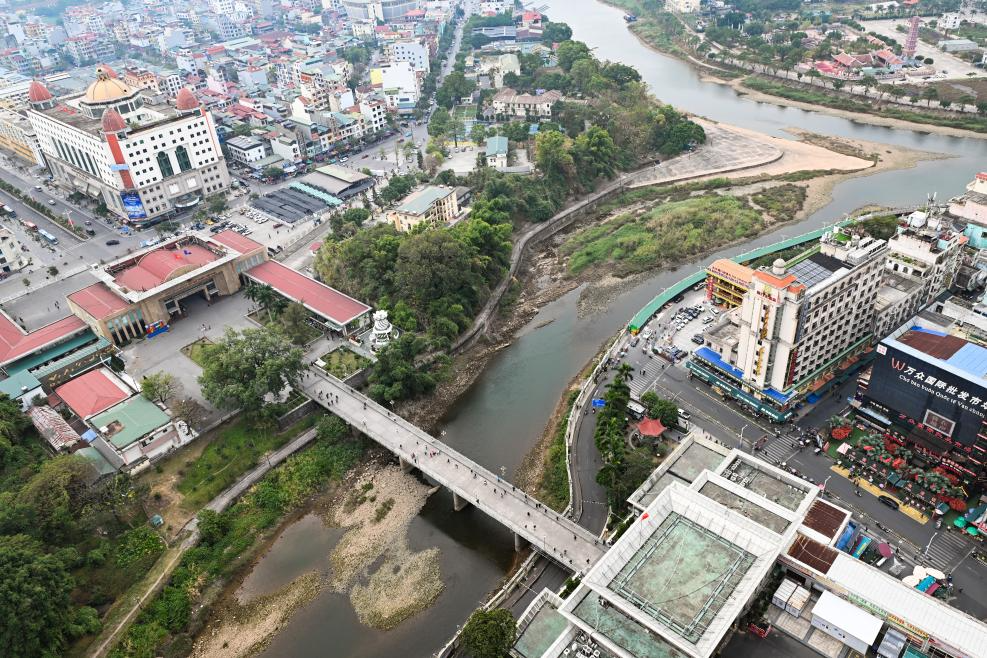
246;260;371;335
70;234;268;344
0;313;88;368
53;367;133;419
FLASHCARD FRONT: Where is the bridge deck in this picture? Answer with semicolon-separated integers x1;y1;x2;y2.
300;370;606;570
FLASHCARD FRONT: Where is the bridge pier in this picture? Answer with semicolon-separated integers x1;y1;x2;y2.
452;492;469;512
399;457;413;473
514;532;527;553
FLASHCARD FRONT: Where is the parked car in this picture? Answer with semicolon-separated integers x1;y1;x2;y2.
105;239;120;246
878;495;900;510
678;409;691;421
47;199;56;205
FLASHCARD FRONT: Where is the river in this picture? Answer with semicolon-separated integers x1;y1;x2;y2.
256;2;987;656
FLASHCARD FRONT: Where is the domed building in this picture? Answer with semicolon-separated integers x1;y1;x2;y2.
25;67;230;227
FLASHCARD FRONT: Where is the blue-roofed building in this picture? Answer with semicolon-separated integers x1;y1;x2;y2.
857;323;987;485
484;135;508;168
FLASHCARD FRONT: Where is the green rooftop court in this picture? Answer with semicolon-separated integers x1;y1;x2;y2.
571;587;686;658
90;396;171;448
514;597;569;658
609;514;755;644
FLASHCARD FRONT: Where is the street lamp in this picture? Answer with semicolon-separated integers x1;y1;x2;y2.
923;532;939;559
820;475;832;492
737;424;748;451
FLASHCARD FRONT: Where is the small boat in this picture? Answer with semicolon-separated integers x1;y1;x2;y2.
624;14;638;22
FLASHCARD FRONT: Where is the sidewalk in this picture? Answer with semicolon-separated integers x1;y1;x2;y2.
830;465;929;524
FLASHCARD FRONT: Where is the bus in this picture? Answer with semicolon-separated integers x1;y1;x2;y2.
38;229;58;245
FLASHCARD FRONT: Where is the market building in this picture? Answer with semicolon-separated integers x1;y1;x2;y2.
855;324;987;489
25;69;230;226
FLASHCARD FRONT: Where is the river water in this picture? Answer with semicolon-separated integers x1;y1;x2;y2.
256;2;987;656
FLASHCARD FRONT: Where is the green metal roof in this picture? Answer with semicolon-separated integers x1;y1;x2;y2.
485;135;508;155
90;396;171;449
30;337;112;380
0;369;40;398
77;446;116;476
395;186;453;215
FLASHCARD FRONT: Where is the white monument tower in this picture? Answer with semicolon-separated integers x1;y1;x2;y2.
371;310;397;351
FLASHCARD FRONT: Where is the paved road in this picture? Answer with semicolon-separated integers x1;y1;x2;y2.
299;369;607;570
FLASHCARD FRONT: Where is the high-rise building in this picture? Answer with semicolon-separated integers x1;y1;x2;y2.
26;69;230;226
341;0;420;22
692;228;888;420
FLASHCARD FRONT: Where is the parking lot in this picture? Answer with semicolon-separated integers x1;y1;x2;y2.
633;287;717;363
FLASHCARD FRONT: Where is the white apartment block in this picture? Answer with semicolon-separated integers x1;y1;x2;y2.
26;70;230;226
387;40;430;73
225;135;267;164
360;98;389;134
377;61;420;114
479;0;513;14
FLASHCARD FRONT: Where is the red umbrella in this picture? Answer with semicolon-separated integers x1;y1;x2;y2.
878;543;893;558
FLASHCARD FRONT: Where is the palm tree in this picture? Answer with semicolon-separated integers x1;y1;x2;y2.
244;283;283;320
615;362;634;384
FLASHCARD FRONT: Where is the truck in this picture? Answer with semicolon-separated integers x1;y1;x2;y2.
1;204;15;217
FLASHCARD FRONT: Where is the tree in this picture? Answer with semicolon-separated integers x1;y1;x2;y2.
262;165;284;180
244;282;286;320
643;393;678;427
141;372;179;405
436;71;476;109
198;327;304;413
207;195;227;214
171;397;206;430
0;394;29;465
428;107;451;139
449;115;465;147
461;608;516;658
541;21;572;44
556;40;592;72
281;302;312;345
977;101;987;116
470;123;487;145
921;87;939;107
0;535;76;657
368;334;435;402
534;130;575;186
16;455;95;543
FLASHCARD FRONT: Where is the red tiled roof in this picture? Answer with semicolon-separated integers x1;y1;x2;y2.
54;368;131;418
68;283;129;320
247;261;370;326
0;314;87;367
115;244;218;292
211;230;265;255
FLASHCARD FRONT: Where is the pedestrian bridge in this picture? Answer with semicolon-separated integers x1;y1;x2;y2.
300;370;606;571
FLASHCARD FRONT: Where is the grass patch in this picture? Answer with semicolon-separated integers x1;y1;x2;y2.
180;338;213;367
373;498;395;523
750;184;807;223
109;417;362;658
538;390;578;511
320;347;372;380
564;193;763;275
742;76;987;134
175;414;319;509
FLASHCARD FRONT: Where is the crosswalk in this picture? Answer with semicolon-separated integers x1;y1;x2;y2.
626;356;672;400
921;528;973;572
756;437;799;465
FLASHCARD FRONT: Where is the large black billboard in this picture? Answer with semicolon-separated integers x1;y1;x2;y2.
866;341;987;449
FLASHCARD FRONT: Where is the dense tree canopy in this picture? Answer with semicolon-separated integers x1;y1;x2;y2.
461;608;516;658
198;328;304;412
0;534;76;657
